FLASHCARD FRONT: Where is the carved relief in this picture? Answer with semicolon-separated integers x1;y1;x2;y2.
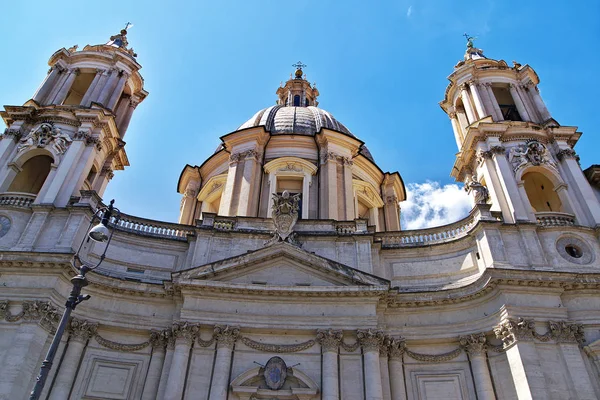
263;356;288;390
17;123;72;154
230;149;262;164
316;328;343;352
508;140;556;172
548;320;585;345
320;151;353;166
241;337;315;353
268;190;301;245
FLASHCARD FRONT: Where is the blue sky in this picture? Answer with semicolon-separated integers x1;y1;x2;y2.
1;1;599;227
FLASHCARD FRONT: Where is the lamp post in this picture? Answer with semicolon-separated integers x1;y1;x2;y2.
29;200;120;400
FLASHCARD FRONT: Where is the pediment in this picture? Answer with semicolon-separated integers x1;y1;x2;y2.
174;242;388;287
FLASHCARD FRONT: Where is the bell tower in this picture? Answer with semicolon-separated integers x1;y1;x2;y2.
0;27;147;207
440;36;600;227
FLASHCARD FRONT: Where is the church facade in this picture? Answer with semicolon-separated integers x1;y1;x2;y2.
0;30;599;400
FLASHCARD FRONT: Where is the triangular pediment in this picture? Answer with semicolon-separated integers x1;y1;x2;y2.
174;242;388;287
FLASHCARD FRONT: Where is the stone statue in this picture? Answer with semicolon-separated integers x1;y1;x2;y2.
268;190;301;245
51;127;72;154
466;176;489;204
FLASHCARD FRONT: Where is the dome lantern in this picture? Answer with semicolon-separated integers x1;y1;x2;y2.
276;61;319;107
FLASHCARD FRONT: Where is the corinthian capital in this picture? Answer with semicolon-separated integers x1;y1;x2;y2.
494;317;536;347
214;325;240;349
69;318;98;343
548;320;585;345
357;329;385;353
459;332;487;355
316;328;343;353
388;337;406;359
172;321;199;346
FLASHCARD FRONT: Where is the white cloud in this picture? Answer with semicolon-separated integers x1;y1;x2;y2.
400;181;473;230
406;5;413;17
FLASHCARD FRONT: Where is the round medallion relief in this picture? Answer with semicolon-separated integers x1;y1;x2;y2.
556;236;593;265
0;215;11;239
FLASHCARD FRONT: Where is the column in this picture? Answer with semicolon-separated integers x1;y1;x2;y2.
179;181;200;225
549;321;596;400
156;331;176;400
33;66;62;104
219;153;241;216
343;157;354;219
106;71;130;110
316;329;342;400
383;194;400;231
302;172;311;219
322;151;339;220
142;331;167;400
494;318;550;399
459;84;477;123
484;83;504;121
208;325;240;400
80;69;104;106
53;68;80;105
459;333;495;400
527;83;551;121
164;322;197;400
49;318;98;400
517;85;540;123
87;69;109;106
469;81;487;119
46;67;68;105
97;69;119;106
379;338;392;400
0;319;50;399
266;173;277;218
117;98;140;137
369;206;380;232
508;84;531;121
57;132;99;206
388;338;407;400
358;329;384;400
237;150;261;216
558;147;600;225
449;111;463;149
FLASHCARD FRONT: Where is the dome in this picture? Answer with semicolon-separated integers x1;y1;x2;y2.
232;105;375;162
237;105;353;136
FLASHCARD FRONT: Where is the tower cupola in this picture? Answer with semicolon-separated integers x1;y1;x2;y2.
276;62;319;107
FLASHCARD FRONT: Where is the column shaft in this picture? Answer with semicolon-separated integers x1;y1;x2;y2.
163;340;192;400
343;160;354;219
237;156;259;216
504;342;549;399
485;84;503;121
517;85;540;122
529;86;551;121
509;84;531;121
48;339;87;400
208;345;234;400
80;69;103;106
379;354;392;400
326;159;339;219
460;86;477;123
156;345;175;400
449;114;463;149
219;160;239;216
54;69;79;104
388;357;407;400
142;348;166;400
97;71;119;106
559;343;596;399
117;102;137;137
46;70;68;104
469;83;486;119
88;70;109;105
38;140;86;205
491;151;531;222
33;67;61;104
470;354;496;400
322;350;339;400
106;73;129;110
364;350;384;400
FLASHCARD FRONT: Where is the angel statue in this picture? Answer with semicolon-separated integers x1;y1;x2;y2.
50;127;72;154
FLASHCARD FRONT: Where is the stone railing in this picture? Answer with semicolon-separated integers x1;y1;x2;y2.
107;212;195;240
0;192;36;208
535;211;576;227
377;210;479;247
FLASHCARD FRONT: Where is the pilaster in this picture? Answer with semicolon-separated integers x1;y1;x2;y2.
358;329;385;400
316;329;342;400
208;325;240;400
459;333;495;400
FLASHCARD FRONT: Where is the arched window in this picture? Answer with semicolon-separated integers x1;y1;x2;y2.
522;171;562;212
293;95;301;106
7;155;53;194
491;85;522;121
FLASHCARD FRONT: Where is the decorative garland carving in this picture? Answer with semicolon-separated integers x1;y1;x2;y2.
240;337;316;353
93;334;150;351
405;347;462;362
340;340;360;353
196;334;216;348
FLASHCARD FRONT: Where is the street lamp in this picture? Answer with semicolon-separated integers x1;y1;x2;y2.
29;200;121;400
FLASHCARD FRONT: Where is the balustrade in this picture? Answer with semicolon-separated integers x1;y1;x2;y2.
0;192;36;208
535;211;575;227
100;209;195;240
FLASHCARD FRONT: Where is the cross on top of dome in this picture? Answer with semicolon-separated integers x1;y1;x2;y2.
292;61;307;79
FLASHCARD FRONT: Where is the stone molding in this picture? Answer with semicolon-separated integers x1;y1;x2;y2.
240;337;316;353
459;332;487;355
316;328;343;353
357;329;385;353
214;324;241;349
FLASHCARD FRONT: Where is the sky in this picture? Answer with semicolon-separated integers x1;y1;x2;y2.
1;1;599;229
